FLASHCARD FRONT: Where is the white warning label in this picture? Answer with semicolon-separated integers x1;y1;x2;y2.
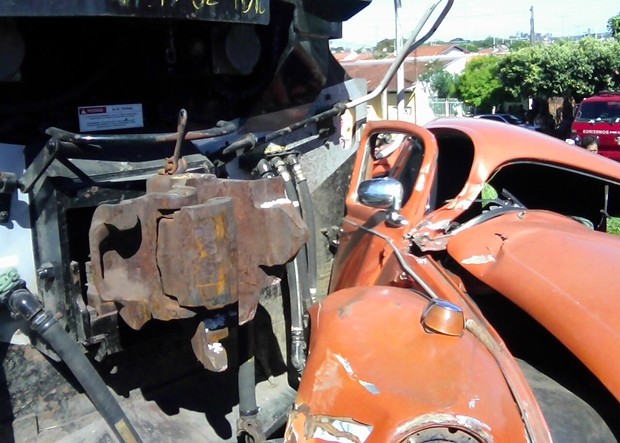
78;104;144;132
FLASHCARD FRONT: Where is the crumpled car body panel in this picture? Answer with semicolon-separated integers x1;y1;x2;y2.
446;209;620;401
287;118;620;443
286;285;532;443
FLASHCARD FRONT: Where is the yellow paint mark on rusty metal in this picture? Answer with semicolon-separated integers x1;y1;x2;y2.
197;240;209;259
214;213;226;242
114;420;139;443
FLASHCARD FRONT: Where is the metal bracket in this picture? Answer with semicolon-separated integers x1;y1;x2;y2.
19;138;60;194
237;414;266;443
0;171;18;223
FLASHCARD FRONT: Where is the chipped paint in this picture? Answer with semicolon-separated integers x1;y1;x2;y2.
335;354;355;376
447;197;475;210
469;395;480;409
311;418;373;443
335;354;380;395
206;342;224;354
461;255;496;265
417;218;452;232
288;404;373;443
444;182;484;210
358;380;380;395
314;353;345;394
412;233;450;252
415;171;427;192
259;197;292;208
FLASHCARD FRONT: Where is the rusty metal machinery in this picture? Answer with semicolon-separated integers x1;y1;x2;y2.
89;172;308;365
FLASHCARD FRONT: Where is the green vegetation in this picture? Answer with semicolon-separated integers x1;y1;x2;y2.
608;13;620;41
441;36;620;111
498;38;620;101
608;217;620;235
454;56;508;112
419;60;458;98
373;38;396;59
481;183;499;207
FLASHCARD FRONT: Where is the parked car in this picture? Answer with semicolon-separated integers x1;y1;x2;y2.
285;118;620;443
475;113;524;125
571;91;620;161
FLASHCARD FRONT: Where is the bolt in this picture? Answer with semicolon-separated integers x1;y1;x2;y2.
0;211;8;222
37;263;55;281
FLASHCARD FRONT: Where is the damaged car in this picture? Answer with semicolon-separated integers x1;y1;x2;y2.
285;117;620;443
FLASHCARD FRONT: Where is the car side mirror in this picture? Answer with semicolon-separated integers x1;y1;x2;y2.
358;177;408;227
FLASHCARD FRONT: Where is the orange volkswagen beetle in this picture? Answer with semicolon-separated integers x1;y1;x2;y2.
285;118;620;443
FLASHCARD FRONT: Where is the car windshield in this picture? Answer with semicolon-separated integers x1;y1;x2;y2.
576;101;620;122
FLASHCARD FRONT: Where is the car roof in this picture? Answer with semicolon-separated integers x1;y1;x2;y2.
425;117;620;180
582;94;620;103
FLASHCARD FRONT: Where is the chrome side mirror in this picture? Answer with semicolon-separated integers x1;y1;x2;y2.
358;177;408;227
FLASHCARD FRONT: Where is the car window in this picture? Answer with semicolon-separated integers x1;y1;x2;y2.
576;101;620;121
485;162;620;233
426;128;475;209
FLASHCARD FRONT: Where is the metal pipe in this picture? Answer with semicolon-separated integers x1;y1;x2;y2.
287;155;318;305
346;0;454;110
219;1;454;157
45;120;237;146
271;157;308;373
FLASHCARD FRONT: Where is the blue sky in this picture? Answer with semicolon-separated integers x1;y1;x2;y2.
337;0;619;47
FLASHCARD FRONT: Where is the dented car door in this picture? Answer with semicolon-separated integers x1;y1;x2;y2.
329;120;439;290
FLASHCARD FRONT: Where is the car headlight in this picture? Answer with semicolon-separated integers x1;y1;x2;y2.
396;414;492;443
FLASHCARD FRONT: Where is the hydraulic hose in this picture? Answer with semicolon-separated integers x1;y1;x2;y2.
237;319;265;442
284;259;306;374
2;281;142;443
272;156;312;309
287;155;318;304
271;157;308;373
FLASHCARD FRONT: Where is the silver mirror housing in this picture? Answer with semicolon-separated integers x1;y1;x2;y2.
358;177;408;226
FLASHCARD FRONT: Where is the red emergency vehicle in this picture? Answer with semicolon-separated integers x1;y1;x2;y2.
571;91;620;160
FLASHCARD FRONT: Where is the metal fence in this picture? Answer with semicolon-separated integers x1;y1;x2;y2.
429;98;466;117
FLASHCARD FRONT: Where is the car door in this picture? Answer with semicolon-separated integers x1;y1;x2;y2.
329;120;440;291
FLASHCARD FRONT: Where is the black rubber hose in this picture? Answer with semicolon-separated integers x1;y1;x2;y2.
7;288;142;443
237;309;267;441
272;157;312;309
238;320;259;418
287;155;317;304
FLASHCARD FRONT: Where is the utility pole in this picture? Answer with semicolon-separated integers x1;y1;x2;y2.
395;0;405;120
529;5;535;44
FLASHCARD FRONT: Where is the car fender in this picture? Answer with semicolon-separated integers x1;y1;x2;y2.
286;285;542;443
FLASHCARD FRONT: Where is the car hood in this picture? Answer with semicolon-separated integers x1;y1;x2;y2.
445;209;620;401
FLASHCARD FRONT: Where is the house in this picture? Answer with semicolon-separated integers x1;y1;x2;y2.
338;44;470;125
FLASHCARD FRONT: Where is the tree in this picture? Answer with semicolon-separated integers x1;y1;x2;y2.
608;13;620;41
419;60;457;98
373;38;395;59
498;38;620;100
454;56;507;112
509;40;530;51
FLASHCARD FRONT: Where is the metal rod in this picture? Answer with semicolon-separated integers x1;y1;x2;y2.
346;0;454;110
